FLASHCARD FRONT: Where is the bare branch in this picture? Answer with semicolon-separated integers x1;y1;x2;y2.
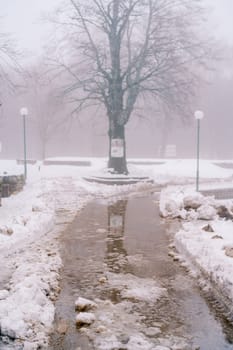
49;0;215;129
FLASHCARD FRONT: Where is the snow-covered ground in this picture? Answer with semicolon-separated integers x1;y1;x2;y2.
0;157;233;349
160;185;233;319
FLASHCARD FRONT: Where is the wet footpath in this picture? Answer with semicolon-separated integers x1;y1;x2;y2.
49;192;233;350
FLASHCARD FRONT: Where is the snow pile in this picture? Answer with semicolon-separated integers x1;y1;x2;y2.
161;185;233;316
160;185;233;222
0;175;94;347
175;219;233;311
76;312;96;326
0;180;55;253
159;186;222;220
75;297;97;312
0;241;62;347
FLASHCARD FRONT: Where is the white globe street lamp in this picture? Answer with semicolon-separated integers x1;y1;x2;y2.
20;107;29;180
194;110;204;191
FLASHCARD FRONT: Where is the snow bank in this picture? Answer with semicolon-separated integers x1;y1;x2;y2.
159;186;217;220
0;180;55;254
0;246;62;346
0;179;63;347
0;173;93;347
175;219;233;314
161;185;233;317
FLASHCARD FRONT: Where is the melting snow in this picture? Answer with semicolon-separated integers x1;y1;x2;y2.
0;158;233;348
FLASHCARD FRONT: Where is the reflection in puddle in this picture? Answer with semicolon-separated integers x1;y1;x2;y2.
105;199;129;274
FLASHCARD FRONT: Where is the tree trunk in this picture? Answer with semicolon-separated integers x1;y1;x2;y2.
108;122;128;174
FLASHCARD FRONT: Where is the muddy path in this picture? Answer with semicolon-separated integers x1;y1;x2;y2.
49;193;233;350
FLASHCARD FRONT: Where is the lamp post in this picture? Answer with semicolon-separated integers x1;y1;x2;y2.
194;110;204;192
20;107;28;180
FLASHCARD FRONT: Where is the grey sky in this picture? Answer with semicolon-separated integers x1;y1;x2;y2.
0;0;58;58
206;0;233;44
0;0;232;59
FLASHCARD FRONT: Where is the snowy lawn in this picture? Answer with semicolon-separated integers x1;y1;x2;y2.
0;157;233;348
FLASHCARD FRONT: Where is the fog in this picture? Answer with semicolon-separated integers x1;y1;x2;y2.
0;0;233;160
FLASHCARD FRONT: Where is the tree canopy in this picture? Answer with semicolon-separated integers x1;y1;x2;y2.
49;0;214;173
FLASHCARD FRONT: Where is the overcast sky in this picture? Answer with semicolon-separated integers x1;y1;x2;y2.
206;0;233;42
0;0;58;59
0;0;232;60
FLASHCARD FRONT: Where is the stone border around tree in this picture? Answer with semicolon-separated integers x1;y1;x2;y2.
83;175;154;186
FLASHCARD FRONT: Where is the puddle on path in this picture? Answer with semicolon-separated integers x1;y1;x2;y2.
49;193;233;350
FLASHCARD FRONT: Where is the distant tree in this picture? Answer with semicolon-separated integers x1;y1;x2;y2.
50;0;213;174
0;22;23;149
0;24;22;96
25;66;67;159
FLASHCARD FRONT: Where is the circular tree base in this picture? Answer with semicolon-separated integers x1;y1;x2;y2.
83;175;154;186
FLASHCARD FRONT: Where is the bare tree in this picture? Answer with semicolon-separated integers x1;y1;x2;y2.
0;24;22;97
24;65;67;159
50;0;213;173
0;22;24;149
